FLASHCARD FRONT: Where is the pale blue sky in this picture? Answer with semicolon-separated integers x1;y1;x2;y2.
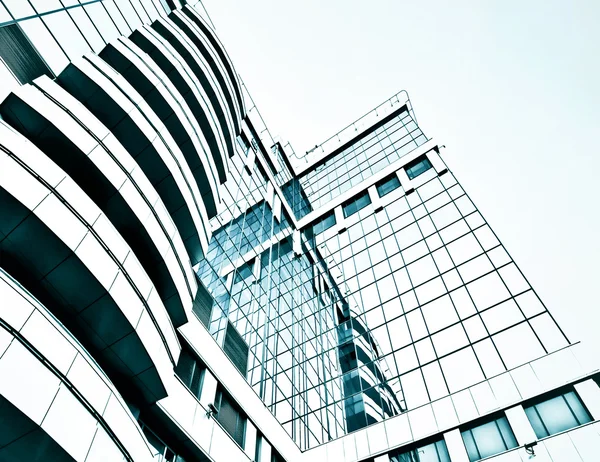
202;0;600;349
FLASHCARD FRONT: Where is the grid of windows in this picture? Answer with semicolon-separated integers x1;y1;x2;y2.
461;416;518;461
298;109;427;209
196;143;356;449
524;390;592;438
312;167;568;410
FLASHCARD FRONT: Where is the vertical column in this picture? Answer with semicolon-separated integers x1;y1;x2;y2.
199;370;218;409
428;148;448;175
396;168;414;195
253;257;261;283
334;206;347;233
266;181;275;208
273;195;282;222
245;148;256;175
575;379;600;420
443;429;469;462
505;406;537;446
293;229;302;256
369;184;383;213
258;436;272;462
244;421;257;459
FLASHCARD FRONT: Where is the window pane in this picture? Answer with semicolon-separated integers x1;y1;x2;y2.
461;417;517;461
497;416;518;449
406;157;433;180
390;439;450;462
524;406;549;438
356;192;372;211
377;175;401;197
564;391;592;425
525;391;592;438
462;430;480;461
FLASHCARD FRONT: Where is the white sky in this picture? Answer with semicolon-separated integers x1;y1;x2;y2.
202;0;600;351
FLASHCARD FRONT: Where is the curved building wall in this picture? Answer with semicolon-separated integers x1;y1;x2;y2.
0;2;598;462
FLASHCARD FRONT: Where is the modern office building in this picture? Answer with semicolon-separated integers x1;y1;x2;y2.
0;1;598;461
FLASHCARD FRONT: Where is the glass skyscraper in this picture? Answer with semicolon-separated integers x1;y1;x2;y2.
0;1;598;461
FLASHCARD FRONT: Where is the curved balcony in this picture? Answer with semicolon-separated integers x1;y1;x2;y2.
150;18;238;160
54;55;210;264
0;123;175;404
0;269;159;461
169;9;243;132
182;5;246;121
0;80;196;328
99;37;221;218
129;25;230;187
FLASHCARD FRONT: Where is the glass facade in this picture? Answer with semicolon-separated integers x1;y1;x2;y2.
0;1;595;460
296;107;427;214
307;161;568;412
187;85;570;450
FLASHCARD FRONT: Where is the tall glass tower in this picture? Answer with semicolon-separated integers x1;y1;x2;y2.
0;1;597;461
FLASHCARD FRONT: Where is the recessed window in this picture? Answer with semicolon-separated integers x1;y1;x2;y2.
376;174;401;197
313;211;336;235
389;439;450;462
215;386;247;448
461;416;518;461
175;345;205;400
405;156;433;180
139;422;180;462
524;390;592;438
343;191;372;218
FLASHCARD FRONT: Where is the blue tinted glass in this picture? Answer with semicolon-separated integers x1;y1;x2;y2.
525;392;592;438
406;157;433;179
462;429;480;461
343;200;358;218
377;175;401;197
462;417;517;461
391;440;449;462
314;212;336;235
497;416;518;448
355;192;372;211
564;391;592;425
525;406;549;438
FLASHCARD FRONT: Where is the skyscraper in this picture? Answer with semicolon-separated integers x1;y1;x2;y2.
0;1;597;461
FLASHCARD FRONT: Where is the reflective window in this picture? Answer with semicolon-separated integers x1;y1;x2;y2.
343;192;372;218
405;156;433;180
215;386;247;448
313;211;337;235
175;346;205;400
461;416;518;461
376;174;401;197
524;390;592;438
390;439;450;462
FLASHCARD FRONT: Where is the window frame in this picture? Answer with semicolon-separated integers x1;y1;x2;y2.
343;191;372;218
405;155;433;180
460;415;518;462
523;388;592;439
376;174;401;198
214;385;247;449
